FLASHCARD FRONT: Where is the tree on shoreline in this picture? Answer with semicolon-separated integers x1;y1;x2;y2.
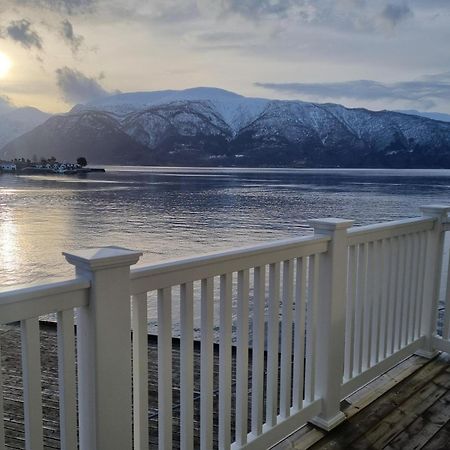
77;157;88;167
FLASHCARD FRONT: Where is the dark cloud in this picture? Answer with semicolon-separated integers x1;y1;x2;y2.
3;19;43;49
60;19;84;53
55;66;110;104
380;3;413;28
255;74;450;109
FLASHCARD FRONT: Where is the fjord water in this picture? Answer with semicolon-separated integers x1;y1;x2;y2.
2;166;450;289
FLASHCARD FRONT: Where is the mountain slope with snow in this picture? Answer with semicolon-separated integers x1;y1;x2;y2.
0;105;50;150
3;88;450;167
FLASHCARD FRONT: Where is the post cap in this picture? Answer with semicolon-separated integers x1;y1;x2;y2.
420;205;450;216
63;246;142;271
309;218;354;233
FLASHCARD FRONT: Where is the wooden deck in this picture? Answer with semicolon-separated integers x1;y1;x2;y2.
2;322;450;449
275;353;450;450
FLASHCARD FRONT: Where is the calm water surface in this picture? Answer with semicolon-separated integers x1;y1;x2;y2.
2;166;450;289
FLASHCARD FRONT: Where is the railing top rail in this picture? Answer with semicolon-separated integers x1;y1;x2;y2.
130;234;330;294
347;216;434;245
0;278;90;324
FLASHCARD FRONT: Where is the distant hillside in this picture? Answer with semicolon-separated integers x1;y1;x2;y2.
3;87;450;167
395;110;450;123
0;105;50;150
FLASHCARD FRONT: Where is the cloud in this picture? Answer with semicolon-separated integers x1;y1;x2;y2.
9;0;96;14
218;0;297;19
55;66;111;104
3;19;43;49
60;19;84;53
380;2;413;28
255;73;450;109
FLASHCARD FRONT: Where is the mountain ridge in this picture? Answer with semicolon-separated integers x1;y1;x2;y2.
3;87;450;168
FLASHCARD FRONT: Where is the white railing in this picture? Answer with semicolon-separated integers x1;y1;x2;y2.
1;205;450;450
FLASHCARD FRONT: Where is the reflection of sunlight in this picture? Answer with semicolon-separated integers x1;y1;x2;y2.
0;209;20;273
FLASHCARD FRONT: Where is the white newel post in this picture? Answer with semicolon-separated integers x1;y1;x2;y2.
308;218;353;431
418;205;450;357
63;246;142;450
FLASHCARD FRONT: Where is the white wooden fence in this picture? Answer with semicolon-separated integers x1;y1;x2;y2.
1;205;450;449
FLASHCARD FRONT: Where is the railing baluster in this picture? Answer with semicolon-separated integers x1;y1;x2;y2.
408;234;419;343
354;243;366;374
200;277;214;450
402;235;413;347
362;242;373;370
251;266;266;436
305;255;319;403
21;317;43;450
395;236;406;351
387;237;399;356
415;232;427;339
0;343;5;450
235;269;250;446
379;239;390;360
266;262;280;427
442;237;450;340
293;257;307;409
180;282;194;450
57;309;77;450
219;273;233;449
157;287;172;449
345;246;357;380
280;259;294;418
370;240;381;366
131;293;149;450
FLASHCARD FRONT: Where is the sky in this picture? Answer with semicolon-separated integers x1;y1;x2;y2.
0;0;449;114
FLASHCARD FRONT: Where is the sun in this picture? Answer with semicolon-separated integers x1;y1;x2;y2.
0;52;12;79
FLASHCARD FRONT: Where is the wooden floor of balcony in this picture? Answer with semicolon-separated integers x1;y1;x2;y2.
2;322;450;449
275;352;450;450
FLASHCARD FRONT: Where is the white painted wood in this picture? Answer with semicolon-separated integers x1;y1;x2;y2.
65;247;141;450
293;257;307;410
130;237;329;295
0;278;89;325
200;277;214;450
340;336;425;398
386;237;399;356
235;269;250;446
370;240;381;366
57;309;77;450
131;293;148;450
251;266;266;436
401;234;413;348
0;343;5;450
157;287;173;450
180;282;194;450
354;243;366;375
308;218;352;429
362;241;374;370
219;273;233;450
231;399;321;450
419;206;450;354
408;234;419;343
442;234;450;339
21;317;44;450
378;239;390;361
394;236;406;352
280;259;294;419
415;232;427;340
266;262;280;427
305;254;319;403
347;217;434;246
344;246;357;380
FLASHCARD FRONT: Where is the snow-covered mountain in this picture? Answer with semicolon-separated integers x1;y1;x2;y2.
395;110;450;123
3;88;450;167
0;103;50;150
